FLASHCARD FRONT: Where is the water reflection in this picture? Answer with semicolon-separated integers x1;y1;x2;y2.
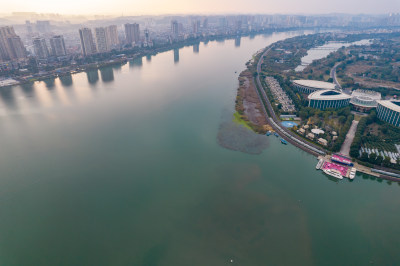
217;110;269;154
193;43;199;54
235;37;241;47
361;172;400;185
112;64;122;72
173;48;179;64
99;67;114;83
86;69;99;85
59;74;73;87
0;86;17;110
129;57;143;68
20;82;35;98
43;78;56;90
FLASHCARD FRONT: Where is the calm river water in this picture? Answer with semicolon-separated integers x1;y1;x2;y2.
0;31;400;265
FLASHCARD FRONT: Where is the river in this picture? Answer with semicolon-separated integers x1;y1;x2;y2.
0;31;399;265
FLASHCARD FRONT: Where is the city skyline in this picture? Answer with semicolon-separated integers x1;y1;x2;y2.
2;0;400;16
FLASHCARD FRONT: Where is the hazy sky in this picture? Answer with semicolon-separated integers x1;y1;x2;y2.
3;0;400;15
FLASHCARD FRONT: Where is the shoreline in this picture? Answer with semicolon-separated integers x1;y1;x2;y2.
0;26;320;90
237;38;400;182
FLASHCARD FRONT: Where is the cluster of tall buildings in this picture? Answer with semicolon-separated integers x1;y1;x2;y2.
79;25;120;56
0;26;26;62
26;20;52;36
32;35;67;59
79;23;143;56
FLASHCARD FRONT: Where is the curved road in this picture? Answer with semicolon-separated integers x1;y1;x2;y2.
330;62;342;90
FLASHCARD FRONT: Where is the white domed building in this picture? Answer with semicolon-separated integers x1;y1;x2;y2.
350;89;381;112
292;80;338;94
308;90;351;110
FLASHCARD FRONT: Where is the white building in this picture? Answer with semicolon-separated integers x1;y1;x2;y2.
33;37;49;59
350;89;381;112
376;100;400;127
292;80;337;94
50;35;67;56
308;90;351;110
79;28;97;56
95;27;109;53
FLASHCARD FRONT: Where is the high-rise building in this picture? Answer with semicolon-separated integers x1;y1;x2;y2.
94;27;109;53
7;36;26;60
36;20;51;33
33;37;50;59
79;28;97;56
171;20;179;37
106;25;119;48
219;17;227;29
0;26;26;62
124;23;140;45
50;35;67;56
202;18;208;29
25;20;33;35
192;20;201;34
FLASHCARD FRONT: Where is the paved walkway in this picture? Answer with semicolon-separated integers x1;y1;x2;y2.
340;120;359;157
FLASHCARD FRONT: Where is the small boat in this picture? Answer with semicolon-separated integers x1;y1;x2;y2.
323;169;343;180
280;138;287;145
349;168;357;179
274;132;279;137
316;159;324;169
266;131;271;136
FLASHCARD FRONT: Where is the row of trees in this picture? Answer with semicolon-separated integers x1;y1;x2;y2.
359;152;395;168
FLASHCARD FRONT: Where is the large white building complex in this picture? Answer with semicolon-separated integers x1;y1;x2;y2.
376;100;400;127
350;89;381;112
292;80;337;94
308;90;351;110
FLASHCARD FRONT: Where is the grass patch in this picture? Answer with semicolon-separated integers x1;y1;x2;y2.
233;112;254;131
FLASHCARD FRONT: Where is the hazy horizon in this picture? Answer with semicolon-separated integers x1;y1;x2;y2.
2;0;400;16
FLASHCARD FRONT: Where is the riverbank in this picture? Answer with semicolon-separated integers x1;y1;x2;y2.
0;26;321;90
243;37;400;182
234;69;272;133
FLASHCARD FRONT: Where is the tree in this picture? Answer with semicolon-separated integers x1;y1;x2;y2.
360;152;369;162
376;155;384;165
369;153;377;163
383;156;392;167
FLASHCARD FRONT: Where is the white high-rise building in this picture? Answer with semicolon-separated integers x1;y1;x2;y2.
94;27;109;53
106;25;119;48
124;23;140;45
79;28;97;56
32;37;49;59
0;26;26;62
171;20;179;37
50;35;67;57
